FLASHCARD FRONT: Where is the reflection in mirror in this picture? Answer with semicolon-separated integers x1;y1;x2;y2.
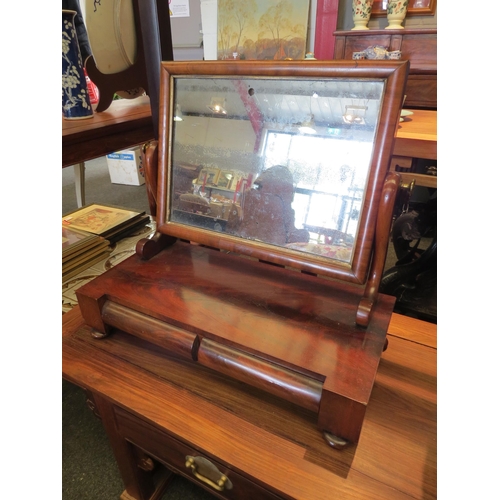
169;77;384;264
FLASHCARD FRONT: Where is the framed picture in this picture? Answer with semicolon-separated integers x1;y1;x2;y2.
62;204;144;236
217;0;310;60
216;170;235;190
196;168;220;187
372;0;437;16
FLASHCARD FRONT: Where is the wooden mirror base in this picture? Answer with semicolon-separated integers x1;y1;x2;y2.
76;239;395;447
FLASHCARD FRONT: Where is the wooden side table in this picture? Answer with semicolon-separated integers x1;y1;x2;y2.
62;96;154;207
63;306;436;500
393;109;437;188
62;95;153;168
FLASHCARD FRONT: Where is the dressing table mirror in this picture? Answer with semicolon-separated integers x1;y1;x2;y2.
77;60;409;448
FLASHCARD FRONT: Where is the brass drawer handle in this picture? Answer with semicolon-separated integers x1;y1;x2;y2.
185;456;233;491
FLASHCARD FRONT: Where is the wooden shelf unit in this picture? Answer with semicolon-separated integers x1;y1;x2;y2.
333;29;437;110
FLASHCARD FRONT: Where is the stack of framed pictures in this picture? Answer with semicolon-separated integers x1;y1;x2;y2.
62;204;150;244
62;204;151;281
62;227;111;282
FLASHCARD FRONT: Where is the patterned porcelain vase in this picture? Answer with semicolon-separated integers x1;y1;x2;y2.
62;10;93;120
386;0;409;29
352;0;374;31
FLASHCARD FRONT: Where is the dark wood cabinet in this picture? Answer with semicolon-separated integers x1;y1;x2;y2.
333;29;437;109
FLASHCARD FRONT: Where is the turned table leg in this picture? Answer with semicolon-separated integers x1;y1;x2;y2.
73;162;86;208
87;392;172;500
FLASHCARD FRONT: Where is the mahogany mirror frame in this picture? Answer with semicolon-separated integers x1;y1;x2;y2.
154;60;408;285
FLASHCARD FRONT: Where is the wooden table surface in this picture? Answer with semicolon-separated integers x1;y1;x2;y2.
62;305;437;500
394;109;437;161
62;96;154;168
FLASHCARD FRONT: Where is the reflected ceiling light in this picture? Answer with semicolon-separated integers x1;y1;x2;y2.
343;105;367;125
298;114;317;134
173;104;183;121
207;97;227;114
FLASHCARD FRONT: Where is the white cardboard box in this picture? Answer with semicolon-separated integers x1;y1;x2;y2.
106;147;145;186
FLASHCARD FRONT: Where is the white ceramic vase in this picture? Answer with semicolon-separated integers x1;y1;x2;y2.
386;0;409;29
352;0;374;31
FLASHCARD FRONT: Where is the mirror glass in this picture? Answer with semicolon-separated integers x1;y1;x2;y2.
168;76;384;264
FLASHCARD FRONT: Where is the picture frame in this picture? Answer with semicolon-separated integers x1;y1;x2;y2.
217;0;310;60
216;170;235;190
196;167;220;187
62;203;144;236
371;0;437;16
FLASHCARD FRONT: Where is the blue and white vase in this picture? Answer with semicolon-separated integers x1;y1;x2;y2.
62;9;93;120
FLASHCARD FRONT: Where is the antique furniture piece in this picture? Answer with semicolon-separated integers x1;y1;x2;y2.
62;305;437;499
333;29;437;109
62;95;153;168
76;60;409;449
62;95;154;207
392;108;436;188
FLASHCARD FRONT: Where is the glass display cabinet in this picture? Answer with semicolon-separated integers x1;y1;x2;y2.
77;60;409;448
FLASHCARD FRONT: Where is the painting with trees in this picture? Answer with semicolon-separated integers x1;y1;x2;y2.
217;0;310;60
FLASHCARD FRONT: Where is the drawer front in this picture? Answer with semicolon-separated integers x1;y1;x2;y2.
114;406;285;500
389;156;412;172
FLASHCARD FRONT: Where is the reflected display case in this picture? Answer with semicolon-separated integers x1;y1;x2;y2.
77;60;409;448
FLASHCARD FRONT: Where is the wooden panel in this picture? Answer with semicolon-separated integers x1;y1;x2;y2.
346;34;393;54
394;110;437;160
388;312;436;348
405;75;437;108
335;34;393;58
400;33;437;68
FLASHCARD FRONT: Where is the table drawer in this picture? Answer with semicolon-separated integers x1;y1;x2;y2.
114;406;285;500
389;155;413;172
